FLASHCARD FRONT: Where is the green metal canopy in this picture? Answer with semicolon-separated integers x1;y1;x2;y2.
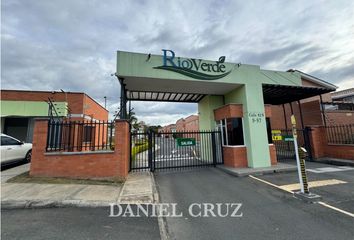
262;84;334;105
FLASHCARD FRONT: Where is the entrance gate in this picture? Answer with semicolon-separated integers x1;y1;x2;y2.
130;130;223;172
272;127;312;162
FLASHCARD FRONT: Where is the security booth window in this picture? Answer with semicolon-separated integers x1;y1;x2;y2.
266;118;273;144
219;118;244;146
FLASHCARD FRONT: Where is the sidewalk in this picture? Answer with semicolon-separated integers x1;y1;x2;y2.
313;157;354;167
1;164;155;209
217;163;297;177
1;163;30;183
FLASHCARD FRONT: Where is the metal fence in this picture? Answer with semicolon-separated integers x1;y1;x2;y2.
326;124;354;144
272;128;312;161
46;120;114;152
130;130;223;172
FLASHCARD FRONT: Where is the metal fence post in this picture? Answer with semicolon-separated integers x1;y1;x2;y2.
211;132;217;167
219;131;224;164
152;131;155;172
129;123;132;172
148;131;153;172
304;127;313;160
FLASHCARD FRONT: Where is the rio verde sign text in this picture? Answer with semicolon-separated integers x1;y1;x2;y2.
154;49;232;80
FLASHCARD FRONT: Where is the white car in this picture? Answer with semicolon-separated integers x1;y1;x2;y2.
1;134;32;166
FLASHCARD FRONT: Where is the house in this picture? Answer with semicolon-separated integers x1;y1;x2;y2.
0;89;108;142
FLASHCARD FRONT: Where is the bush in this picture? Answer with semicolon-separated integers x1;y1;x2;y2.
131;141;149;160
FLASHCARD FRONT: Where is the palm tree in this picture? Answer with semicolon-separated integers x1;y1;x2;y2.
127;110;140;131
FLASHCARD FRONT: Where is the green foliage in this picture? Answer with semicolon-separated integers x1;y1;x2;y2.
147;125;162;133
131;141;149;160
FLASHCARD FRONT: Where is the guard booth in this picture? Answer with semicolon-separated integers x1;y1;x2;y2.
115;49;335;171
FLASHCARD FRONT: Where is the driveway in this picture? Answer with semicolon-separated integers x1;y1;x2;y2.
155;167;354;240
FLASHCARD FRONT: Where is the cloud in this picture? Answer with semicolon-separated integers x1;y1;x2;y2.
1;0;354;126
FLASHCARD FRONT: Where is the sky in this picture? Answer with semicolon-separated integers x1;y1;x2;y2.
2;0;354;126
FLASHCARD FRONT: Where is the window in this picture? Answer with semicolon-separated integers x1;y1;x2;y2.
266;118;273;144
218;118;244;146
83;126;95;143
1;136;21;146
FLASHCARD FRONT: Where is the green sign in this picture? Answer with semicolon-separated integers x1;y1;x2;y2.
284;135;294;141
154;49;232;80
177;138;196;147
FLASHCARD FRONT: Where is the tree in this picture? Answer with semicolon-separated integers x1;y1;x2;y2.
127;110;140;131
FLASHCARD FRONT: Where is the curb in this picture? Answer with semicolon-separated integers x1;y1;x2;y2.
216;165;297;177
151;173;170;240
312;158;354;167
1;200;114;209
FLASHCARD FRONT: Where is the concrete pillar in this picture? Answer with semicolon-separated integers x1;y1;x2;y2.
225;85;271;168
114;120;130;179
198;95;224;130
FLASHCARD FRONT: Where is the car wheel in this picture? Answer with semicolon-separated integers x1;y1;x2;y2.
25;150;32;163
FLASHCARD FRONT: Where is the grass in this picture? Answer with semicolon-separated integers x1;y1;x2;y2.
7;171;123;186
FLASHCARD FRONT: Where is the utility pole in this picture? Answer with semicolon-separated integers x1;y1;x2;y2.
104;96;107;109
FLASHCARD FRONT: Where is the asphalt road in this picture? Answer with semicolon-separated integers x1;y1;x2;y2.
155;167;354;240
1;207;160;240
1;159;28;171
258;161;354;213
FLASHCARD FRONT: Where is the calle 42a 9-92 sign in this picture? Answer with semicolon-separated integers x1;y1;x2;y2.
153;49;232;80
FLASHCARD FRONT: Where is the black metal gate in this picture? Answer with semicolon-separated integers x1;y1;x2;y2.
272;127;312;162
130;130;223;172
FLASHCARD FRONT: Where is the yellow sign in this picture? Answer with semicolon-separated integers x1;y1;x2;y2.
272;136;282;141
291;115;296;125
271;130;282;141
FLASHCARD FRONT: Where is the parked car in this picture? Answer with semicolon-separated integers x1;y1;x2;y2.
1;134;32;167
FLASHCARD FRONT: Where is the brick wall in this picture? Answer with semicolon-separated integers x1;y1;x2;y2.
324;145;354;160
214;104;243;121
216;104;277;168
270;100;323;129
161;124;176;132
223;146;248;168
325;111;354;125
309;126;354;161
175;118;185;131
269;144;277;165
83;95;109;121
223;145;277;168
270;100;353;129
184;115;199;131
30;119;130;180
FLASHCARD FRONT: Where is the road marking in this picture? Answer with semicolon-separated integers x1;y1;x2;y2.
317;201;354;218
307;166;354;173
279;179;347;191
248;175;293;193
249;175;354;218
